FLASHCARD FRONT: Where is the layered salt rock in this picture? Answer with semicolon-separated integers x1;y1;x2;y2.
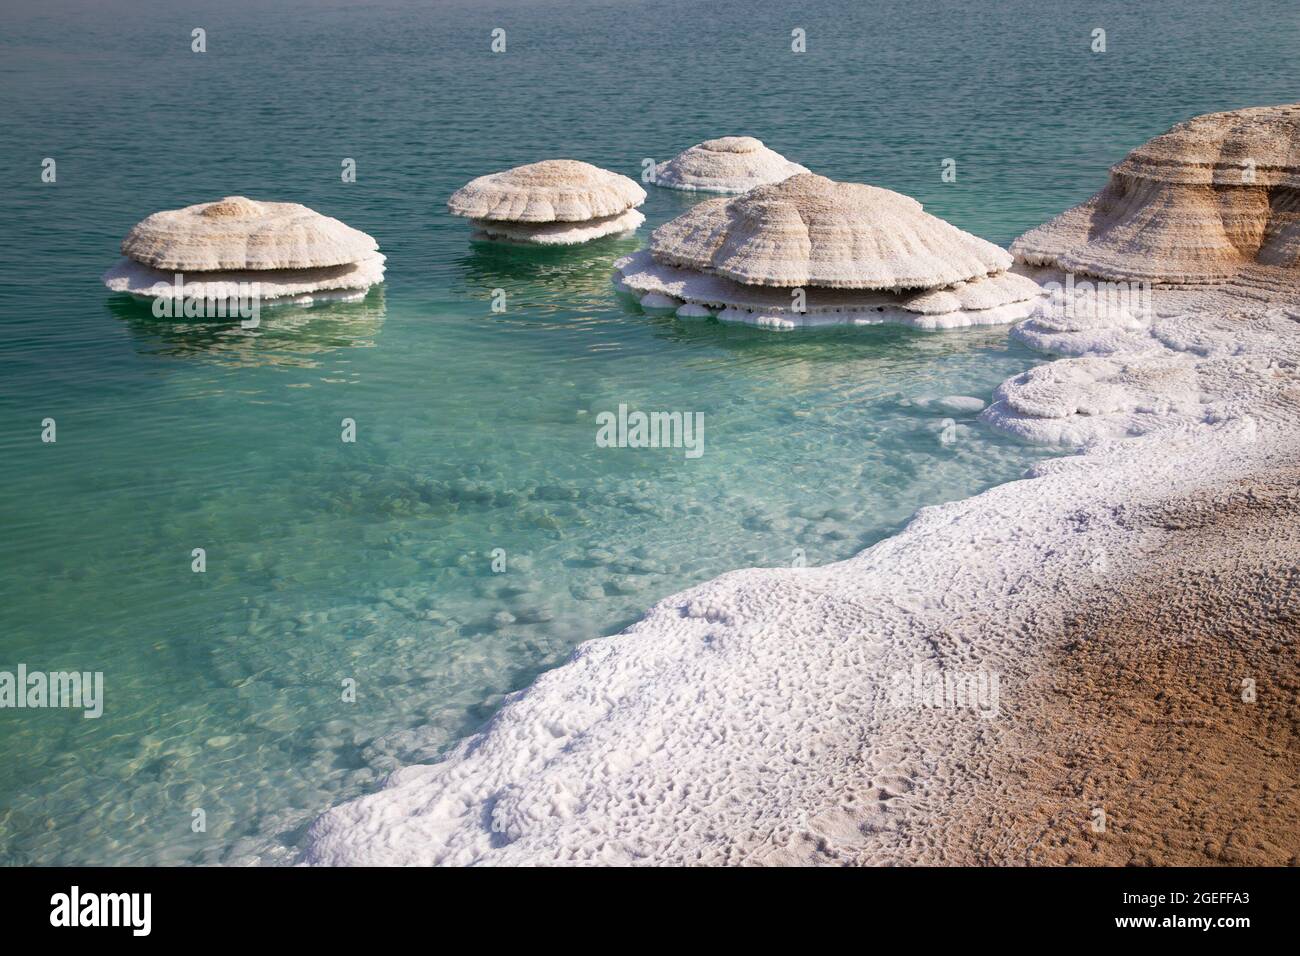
104;196;385;304
1011;104;1300;293
448;160;646;245
613;249;1041;330
653;136;810;193
469;208;645;246
650;173;1012;290
613;173;1041;330
121;195;379;271
102;253;387;304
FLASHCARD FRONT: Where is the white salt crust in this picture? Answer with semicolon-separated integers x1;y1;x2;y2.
613;250;1043;330
101;253;387;303
637;292;679;311
651;174;1013;290
922;395;987;414
470;209;645;246
1010;284;1154;356
448;160;646;223
653;136;810;194
983;285;1299;445
303;279;1299;866
120;196;380;271
675;303;713;319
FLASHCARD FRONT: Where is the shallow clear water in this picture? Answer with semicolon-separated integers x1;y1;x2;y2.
0;0;1294;864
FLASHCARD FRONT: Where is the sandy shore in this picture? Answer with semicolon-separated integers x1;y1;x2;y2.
303;286;1299;866
953;462;1300;865
830;454;1300;866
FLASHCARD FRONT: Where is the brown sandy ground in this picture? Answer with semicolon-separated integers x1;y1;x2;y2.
941;466;1300;865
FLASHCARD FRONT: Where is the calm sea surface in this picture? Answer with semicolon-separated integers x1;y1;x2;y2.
0;0;1294;863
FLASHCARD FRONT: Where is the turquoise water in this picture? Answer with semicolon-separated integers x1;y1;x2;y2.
1;0;1294;865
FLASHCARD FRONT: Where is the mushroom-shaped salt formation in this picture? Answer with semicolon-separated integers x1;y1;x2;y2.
652;136;809;193
102;196;385;307
612;173;1042;329
448;159;646;245
1011;103;1300;294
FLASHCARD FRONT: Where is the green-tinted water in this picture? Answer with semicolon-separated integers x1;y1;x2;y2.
0;0;1294;864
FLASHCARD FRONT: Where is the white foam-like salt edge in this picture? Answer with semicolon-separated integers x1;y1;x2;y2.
1010;285;1155;356
711;301;1038;331
471;209;645;245
101;253;386;302
983;289;1298;446
638;292;679;311
675;303;713;318
613;249;1042;330
302;282;1297;866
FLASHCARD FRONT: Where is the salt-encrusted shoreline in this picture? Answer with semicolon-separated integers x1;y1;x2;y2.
302;279;1299;866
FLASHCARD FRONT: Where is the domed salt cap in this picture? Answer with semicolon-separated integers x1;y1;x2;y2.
447;160;647;223
650;173;1012;290
1011;104;1300;289
653;136;810;193
121;197;380;272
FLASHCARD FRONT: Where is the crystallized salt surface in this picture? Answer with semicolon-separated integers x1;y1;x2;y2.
984;287;1298;446
102;253;386;302
612;250;1042;331
932;396;987;414
303;281;1299;866
1010;104;1300;292
675;303;712;318
650;173;1012;290
653;136;810;194
449;160;646;223
471;209;645;246
121;196;380;271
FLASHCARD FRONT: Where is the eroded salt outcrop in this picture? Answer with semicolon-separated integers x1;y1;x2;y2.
652;173;1010;290
614;173;1042;330
653;136;809;194
103;196;385;304
449;160;646;245
1011;103;1300;294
